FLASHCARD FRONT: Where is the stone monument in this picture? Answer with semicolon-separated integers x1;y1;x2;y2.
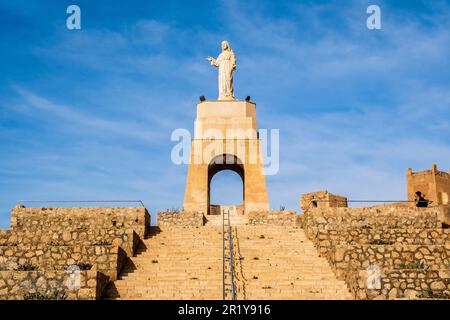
183;41;269;215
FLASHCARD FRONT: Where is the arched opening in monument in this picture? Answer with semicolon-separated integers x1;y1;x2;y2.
207;154;244;215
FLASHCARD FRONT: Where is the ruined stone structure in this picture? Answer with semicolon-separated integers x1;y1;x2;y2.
183;100;270;215
407;164;450;205
300;191;348;211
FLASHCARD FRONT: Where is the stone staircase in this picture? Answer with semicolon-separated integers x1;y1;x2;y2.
234;226;352;300
105;223;352;300
105;227;223;300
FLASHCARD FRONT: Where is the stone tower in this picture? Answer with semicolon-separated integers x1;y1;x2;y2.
183;100;270;215
407;164;450;205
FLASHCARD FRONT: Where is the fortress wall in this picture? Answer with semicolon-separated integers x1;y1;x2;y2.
157;211;205;228
0;228;139;257
302;206;449;299
247;211;301;226
156;210;302;227
312;228;449;255
0;245;127;281
10;206;150;240
347;269;450;300
407;165;450;205
0;206;150;299
328;244;450;279
0;270;109;300
303;207;440;237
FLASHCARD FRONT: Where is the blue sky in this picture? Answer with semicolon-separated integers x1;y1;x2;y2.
1;0;450;228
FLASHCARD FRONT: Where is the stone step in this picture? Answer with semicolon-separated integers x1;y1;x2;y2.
112;283;222;288
105;225;353;300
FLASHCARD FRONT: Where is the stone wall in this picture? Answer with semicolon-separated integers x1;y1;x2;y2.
0;205;151;299
312;227;449;255
347;269;450;300
328;244;450;279
248;211;301;226
157;211;205;227
303;207;440;236
302;205;449;299
0;245;127;280
0;228;139;257
0;269;109;300
10;206;150;239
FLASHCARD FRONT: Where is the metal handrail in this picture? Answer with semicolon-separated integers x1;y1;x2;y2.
222;209;225;300
228;218;236;300
17;199;146;207
222;209;236;300
308;199;415;207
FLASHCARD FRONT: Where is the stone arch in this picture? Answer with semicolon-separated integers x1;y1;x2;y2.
207;154;244;215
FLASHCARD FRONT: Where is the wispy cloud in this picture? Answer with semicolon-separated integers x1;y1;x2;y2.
12;86;166;143
1;1;450;227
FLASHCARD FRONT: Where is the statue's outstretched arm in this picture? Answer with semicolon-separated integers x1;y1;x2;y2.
207;56;220;67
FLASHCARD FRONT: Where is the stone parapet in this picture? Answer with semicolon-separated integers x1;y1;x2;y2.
247;211;301;226
10;206;150;240
157;211;205;227
303;207;440;236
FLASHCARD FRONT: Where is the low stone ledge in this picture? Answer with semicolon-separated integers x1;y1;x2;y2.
303;207;441;231
0;269;109;300
248;211;301;226
157;211;205;227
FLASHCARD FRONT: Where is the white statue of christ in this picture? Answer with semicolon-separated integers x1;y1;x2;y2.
207;40;236;100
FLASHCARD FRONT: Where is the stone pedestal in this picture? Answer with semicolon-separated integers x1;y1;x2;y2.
183;100;270;215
